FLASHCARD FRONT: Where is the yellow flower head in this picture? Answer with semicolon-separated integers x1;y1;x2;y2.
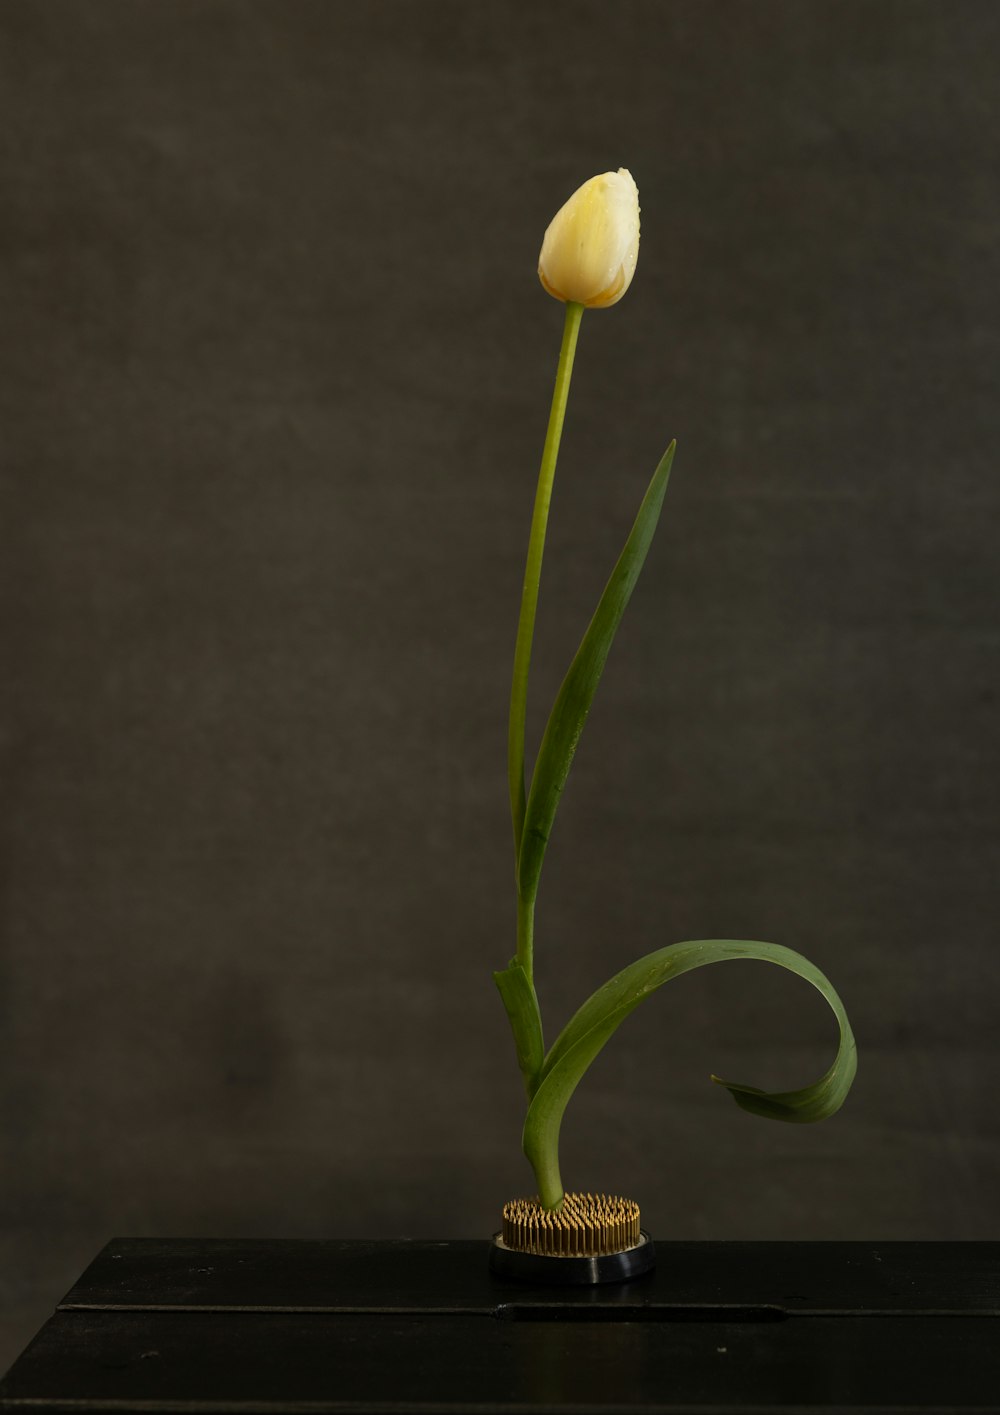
538;169;640;309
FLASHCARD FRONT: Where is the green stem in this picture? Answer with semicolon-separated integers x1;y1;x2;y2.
508;301;584;890
516;893;535;982
534;1149;564;1212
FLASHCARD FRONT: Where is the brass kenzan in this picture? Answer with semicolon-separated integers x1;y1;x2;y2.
500;1193;641;1257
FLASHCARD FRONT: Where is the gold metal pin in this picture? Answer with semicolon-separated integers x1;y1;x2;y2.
499;1193;641;1257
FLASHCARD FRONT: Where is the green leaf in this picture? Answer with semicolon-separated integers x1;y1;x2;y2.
493;959;545;1099
518;441;676;905
522;938;858;1209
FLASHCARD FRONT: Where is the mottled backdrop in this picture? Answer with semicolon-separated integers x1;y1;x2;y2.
2;0;998;1372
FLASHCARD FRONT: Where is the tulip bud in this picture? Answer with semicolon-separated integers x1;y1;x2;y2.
538;169;640;309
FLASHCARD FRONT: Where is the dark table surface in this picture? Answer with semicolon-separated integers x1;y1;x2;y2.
1;1239;998;1413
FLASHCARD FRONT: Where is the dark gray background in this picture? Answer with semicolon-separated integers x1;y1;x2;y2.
2;0;998;1372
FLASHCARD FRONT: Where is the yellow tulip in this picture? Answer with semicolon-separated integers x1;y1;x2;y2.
537;169;640;309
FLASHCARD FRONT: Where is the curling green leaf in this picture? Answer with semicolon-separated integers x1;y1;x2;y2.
493;959;545;1099
522;938;857;1209
518;442;676;905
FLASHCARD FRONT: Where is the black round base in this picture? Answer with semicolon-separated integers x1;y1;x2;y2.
489;1230;655;1286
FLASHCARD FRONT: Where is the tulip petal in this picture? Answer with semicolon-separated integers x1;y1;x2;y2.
538;169;640;308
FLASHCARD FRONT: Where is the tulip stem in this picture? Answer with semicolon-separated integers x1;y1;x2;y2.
508;300;584;944
516;892;535;986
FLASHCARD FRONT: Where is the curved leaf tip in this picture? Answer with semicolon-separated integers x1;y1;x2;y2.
711;1028;858;1124
522;937;857;1208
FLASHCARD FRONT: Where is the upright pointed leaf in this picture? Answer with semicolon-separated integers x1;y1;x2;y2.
523;938;857;1209
518;442;676;903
